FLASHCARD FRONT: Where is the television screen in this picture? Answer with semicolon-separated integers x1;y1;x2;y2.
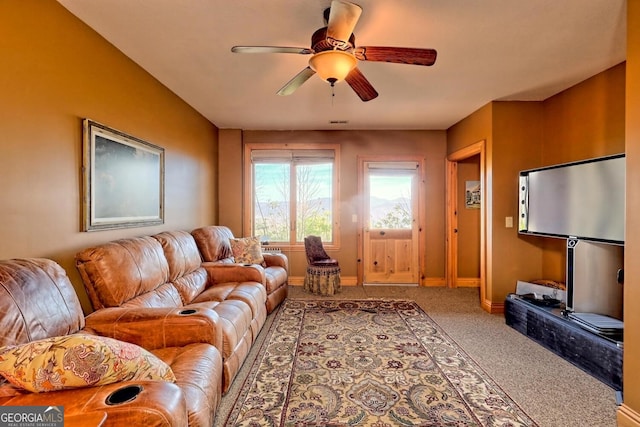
519;154;625;244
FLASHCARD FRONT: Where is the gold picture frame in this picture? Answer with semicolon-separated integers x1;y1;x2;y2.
82;119;164;231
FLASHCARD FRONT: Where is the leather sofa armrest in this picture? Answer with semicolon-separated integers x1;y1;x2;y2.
202;263;266;285
84;307;223;352
3;381;187;426
263;253;289;272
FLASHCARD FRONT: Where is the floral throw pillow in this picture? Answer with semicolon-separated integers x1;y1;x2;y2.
0;334;176;393
229;236;264;265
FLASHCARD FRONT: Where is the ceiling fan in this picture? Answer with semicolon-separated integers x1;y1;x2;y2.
231;0;437;102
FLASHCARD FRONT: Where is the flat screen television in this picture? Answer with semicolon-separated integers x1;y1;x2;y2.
518;154;625;245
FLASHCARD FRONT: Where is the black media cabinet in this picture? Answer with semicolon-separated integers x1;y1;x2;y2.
504;294;622;390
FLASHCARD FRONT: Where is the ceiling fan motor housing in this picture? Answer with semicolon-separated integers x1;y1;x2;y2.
308;27;357;84
311;27;355;52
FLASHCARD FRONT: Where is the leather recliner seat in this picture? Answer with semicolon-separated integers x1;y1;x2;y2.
192;225;288;314
0;258;222;427
75;230;267;393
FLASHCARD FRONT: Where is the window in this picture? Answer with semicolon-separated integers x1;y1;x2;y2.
246;144;339;247
369;174;413;229
366;161;419;230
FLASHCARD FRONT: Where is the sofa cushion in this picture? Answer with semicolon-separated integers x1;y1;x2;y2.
229;236;264;265
0;259;85;347
119;283;184;309
0;334;175;393
153;231;203;281
153;231;208;304
192;282;266;321
75;237;174;309
192;226;235;263
264;266;288;293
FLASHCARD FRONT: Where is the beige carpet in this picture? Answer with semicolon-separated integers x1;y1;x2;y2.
214;286;618;427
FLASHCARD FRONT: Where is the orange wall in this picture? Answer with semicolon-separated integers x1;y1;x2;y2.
218;129;243;231
0;1;218;313
447;101;546;308
447;103;492;156
490;101;546;304
457;156;480;278
620;1;640;425
539;62;626;281
218;130;447;280
543;62;626;165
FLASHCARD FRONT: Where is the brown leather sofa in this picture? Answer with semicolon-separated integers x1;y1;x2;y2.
192;225;288;313
0;258;222;427
75;230;267;393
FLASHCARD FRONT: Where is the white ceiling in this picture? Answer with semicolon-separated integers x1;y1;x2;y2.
57;0;627;131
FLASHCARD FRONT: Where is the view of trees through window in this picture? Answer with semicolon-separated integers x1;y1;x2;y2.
253;161;333;244
369;174;413;229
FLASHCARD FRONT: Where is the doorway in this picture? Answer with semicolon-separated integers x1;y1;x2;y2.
446;141;487;306
359;158;423;285
456;155;481;287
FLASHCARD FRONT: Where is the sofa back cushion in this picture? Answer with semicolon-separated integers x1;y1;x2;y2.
152;231;208;304
191;226;235;263
76;236;180;310
0;258;85;347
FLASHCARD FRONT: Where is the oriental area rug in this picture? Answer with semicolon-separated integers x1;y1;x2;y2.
222;299;538;427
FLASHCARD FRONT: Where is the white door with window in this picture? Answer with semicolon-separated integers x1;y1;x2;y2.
363;161;420;285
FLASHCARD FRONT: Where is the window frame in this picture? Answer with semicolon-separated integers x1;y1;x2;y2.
243;142;341;250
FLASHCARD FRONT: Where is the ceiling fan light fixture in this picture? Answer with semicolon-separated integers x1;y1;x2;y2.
308;50;356;84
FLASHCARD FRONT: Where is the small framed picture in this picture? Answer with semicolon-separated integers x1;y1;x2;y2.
465;180;481;209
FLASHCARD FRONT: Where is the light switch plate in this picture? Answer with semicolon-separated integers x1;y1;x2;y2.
505;216;513;228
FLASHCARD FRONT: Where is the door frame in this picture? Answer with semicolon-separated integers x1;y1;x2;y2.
446;140;487;305
357;155;427;285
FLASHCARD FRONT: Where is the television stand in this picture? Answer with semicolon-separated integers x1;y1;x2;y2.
504;294;622;390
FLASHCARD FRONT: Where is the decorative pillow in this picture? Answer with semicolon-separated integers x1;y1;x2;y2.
0;334;175;393
229;236;264;265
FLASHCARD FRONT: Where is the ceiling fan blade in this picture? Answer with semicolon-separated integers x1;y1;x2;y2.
326;1;362;48
277;67;316;96
354;46;437;66
345;67;378;102
231;46;314;55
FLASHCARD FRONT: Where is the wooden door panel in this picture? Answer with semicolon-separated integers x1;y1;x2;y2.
361;160;421;285
395;240;412;273
365;232;417;283
370;240;387;273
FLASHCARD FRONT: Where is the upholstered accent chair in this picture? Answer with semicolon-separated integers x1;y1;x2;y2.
303;235;341;295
